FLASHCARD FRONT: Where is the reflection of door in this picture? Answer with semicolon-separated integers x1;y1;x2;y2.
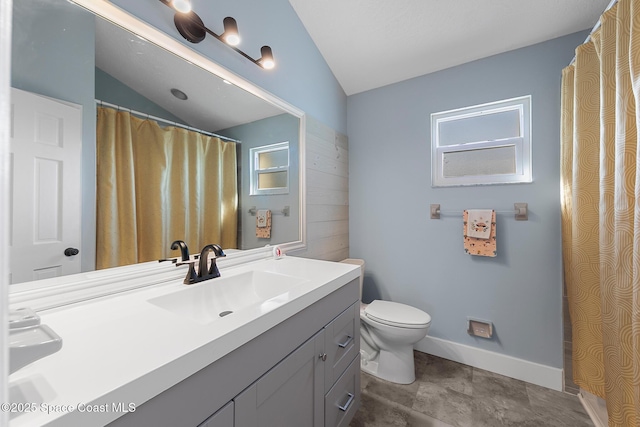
10;88;82;284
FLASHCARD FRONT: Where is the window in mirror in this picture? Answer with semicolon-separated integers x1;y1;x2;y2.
250;142;290;195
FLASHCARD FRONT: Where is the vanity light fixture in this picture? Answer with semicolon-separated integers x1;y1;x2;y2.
158;0;275;69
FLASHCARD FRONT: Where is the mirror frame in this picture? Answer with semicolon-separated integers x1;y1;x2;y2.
7;0;307;310
1;0;11;414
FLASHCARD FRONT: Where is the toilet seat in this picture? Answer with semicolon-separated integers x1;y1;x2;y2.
364;300;431;329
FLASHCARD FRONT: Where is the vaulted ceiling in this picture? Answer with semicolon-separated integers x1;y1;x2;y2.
288;0;611;95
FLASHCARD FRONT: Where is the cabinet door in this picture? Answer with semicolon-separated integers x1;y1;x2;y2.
234;330;325;427
198;401;234;427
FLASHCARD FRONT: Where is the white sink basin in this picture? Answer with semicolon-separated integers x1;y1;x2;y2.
148;270;308;324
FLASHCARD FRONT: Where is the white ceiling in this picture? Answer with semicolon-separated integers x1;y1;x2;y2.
288;0;611;95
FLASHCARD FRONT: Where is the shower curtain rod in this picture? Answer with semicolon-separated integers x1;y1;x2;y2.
95;99;241;144
569;0;619;65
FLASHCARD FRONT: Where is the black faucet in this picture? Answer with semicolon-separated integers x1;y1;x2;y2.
171;240;190;261
175;243;226;284
198;244;226;279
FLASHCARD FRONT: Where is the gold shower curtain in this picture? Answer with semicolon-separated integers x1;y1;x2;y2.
561;0;640;424
96;107;237;269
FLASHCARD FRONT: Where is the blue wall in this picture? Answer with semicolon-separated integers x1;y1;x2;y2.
347;31;587;369
109;0;347;135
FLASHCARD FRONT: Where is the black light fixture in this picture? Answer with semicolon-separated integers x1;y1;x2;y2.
158;0;275;70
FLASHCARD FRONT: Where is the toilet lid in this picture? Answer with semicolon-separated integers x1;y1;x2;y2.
364;300;431;329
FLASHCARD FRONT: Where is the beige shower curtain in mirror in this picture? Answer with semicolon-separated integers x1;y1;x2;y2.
96;107;237;269
561;0;640;425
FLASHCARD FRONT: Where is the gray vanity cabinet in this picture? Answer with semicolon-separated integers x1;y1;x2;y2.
199;402;234;427
108;278;360;427
234;302;360;427
234;330;326;427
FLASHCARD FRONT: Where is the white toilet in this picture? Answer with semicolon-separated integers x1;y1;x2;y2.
341;259;431;385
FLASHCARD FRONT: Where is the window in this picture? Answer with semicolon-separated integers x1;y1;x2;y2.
250;141;289;195
431;95;531;187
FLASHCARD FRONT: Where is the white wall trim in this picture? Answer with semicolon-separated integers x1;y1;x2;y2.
415;335;563;391
0;0;11;423
0;0;13;426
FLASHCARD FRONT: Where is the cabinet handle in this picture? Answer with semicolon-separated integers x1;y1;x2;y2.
338;335;353;348
319;353;327;361
338;393;354;412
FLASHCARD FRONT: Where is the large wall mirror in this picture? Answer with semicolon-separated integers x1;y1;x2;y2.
9;0;304;287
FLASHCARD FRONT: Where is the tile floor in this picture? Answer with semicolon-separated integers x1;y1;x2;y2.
349;351;594;427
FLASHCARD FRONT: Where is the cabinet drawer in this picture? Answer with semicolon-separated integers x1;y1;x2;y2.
325;356;360;427
324;302;359;392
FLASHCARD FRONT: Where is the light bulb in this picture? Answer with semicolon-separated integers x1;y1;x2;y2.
222;17;240;46
259;46;275;69
171;0;191;13
225;33;240;46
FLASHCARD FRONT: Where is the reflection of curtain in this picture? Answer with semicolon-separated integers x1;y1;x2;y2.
561;0;640;425
96;107;237;269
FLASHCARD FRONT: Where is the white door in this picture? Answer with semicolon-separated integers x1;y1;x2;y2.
10;88;83;284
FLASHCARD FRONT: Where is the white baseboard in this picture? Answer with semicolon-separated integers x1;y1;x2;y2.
415;336;563;391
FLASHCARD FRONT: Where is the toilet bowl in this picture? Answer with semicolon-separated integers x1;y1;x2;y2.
341;259;431;385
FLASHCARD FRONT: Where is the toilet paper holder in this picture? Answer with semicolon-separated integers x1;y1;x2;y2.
467;318;493;339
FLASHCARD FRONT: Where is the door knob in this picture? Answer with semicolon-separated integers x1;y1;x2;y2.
319;353;327;361
64;248;79;256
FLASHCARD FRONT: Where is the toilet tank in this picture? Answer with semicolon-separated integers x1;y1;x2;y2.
340;258;365;299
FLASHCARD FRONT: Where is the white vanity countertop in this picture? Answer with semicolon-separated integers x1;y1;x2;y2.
8;256;359;427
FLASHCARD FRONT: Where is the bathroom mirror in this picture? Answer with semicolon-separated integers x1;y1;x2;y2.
9;0;304;286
